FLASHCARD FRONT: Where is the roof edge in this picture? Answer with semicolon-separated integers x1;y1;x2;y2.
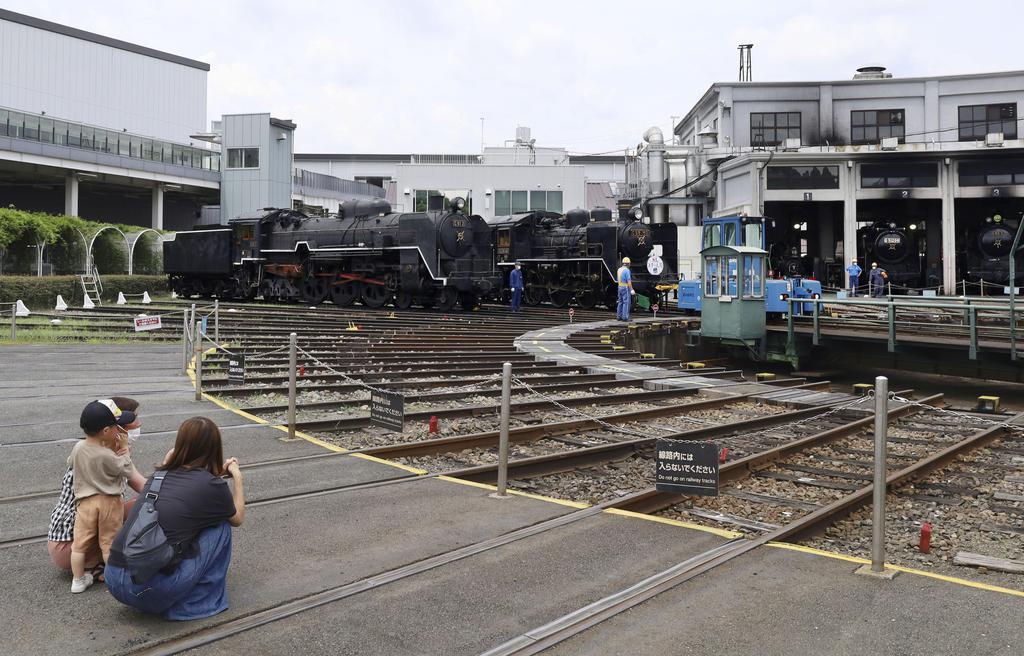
0;9;211;71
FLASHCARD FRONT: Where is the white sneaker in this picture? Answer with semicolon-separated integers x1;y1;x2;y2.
71;573;94;593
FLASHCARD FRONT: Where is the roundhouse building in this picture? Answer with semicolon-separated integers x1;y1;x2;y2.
641;66;1024;293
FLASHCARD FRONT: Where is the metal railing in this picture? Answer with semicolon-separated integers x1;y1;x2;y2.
0;105;220;172
292;168;386;198
785;296;1023;361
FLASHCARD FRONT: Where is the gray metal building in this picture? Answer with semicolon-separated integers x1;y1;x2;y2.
631;66;1024;293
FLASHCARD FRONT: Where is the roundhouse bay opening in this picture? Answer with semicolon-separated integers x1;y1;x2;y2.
953;158;1024;294
762;201;844;287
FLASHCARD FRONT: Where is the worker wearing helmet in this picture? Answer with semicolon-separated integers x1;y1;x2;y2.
616;257;635;321
845;258;862;296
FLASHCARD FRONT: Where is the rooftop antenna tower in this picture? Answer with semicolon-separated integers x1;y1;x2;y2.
738;44;753;81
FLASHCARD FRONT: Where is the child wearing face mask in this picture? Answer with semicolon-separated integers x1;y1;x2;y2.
67;400;138;593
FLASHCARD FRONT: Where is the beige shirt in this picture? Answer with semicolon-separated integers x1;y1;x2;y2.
67;440;133;500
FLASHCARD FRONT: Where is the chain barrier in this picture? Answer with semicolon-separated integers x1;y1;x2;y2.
889;394;1024;434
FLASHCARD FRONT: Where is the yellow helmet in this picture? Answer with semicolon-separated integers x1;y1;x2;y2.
622;257;631;264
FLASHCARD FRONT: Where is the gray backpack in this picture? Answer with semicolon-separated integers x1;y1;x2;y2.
122;471;176;584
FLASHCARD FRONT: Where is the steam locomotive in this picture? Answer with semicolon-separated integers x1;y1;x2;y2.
960;214;1024;287
487;207;678;308
858;221;926;288
163;198;499;311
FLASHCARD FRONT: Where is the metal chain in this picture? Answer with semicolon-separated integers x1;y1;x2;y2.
889;394;1024;434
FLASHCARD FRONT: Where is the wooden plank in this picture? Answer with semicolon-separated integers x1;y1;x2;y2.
724;489;822;512
979;523;1024;536
954;551;1024;574
993;491;1024;503
685;507;780;532
778;463;874;481
990;504;1024;517
755;470;861;491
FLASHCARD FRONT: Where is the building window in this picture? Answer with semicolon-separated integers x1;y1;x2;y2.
766;166;840;190
851;109;904;144
414;189;471;213
861;163;937;188
493;190;563;214
226;147;259;169
958;159;1024;186
750;112;801;147
958;104;1017;140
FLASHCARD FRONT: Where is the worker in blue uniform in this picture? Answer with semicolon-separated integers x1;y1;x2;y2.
509;262;523;312
869;262;887;297
845;259;863;295
616;257;635;321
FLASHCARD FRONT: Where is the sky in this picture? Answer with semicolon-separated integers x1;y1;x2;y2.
5;0;1023;154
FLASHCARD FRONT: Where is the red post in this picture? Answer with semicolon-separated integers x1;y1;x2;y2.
719;447;729;463
919;522;932;554
429;415;439;433
298;365;305;377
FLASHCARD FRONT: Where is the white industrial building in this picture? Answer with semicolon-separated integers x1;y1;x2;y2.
629;66;1024;292
0;9;381;234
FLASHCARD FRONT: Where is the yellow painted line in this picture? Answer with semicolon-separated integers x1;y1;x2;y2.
539;345;551;352
603;508;742;538
436;476;590;508
561;354;579;361
767;542;1024;599
350;452;428;474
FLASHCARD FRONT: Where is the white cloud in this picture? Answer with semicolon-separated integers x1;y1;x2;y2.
4;0;1023;154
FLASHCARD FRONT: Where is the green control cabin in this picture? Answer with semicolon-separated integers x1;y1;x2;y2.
699;244;767;344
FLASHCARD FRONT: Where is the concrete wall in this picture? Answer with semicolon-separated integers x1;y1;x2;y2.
220;114;294;221
393;164;586;218
0;15;207;143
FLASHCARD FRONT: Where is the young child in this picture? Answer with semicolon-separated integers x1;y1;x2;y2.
68;400;137;593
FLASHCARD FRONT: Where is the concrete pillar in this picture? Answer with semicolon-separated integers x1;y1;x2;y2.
940;160;957;293
152;185;164;230
843;161;858;265
64;175;79;217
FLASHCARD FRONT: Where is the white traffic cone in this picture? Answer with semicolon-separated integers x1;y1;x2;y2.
55;295;68;311
83;296;95;309
171;290;178;299
116;292;127;305
15;300;30;317
141;291;152;304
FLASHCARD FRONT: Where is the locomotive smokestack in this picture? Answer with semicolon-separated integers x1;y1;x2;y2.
643;127;667;224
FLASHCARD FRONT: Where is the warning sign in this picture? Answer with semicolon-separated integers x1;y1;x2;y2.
370;389;405;432
227;354;246;385
654;440;719;496
133;315;162;332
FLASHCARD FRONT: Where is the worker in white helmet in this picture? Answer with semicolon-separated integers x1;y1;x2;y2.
616;257;635;321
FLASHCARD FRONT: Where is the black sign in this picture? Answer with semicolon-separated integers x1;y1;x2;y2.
655;440;719;496
370;389;405;432
890;189;912;200
991;187;1005;197
803;192;813;202
227;354;246;385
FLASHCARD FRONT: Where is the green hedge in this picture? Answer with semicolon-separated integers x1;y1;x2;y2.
0;275;168;310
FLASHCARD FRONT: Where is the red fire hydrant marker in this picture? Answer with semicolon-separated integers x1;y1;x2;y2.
919;522;932;554
429;415;439;433
719;447;729;464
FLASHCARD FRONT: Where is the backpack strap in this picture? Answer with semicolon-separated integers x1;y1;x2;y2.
145;471;169;501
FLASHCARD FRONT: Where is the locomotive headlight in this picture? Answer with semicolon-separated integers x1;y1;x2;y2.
908;224;917;230
985;217;993;223
792;222;800;229
632;208;642;220
994;214;1003;223
889;222;896;228
451;197;466;211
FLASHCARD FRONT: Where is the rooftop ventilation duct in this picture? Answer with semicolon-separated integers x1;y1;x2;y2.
853;65;892;80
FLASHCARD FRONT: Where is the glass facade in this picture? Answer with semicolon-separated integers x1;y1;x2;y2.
766;166;840;190
750;112;801;147
0;106;220;171
494;190;563;215
958;103;1017;140
959;159;1024;186
861;163;938;188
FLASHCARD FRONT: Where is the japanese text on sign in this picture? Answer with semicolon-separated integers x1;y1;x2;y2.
370;389;405;432
227;355;246;385
133;315;162;332
654;440;719;496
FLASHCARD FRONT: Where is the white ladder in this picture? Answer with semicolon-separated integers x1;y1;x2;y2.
79;267;103;306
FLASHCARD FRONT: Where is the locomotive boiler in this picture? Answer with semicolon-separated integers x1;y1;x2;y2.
858;221;926;289
488;207;678;308
163;198;499;311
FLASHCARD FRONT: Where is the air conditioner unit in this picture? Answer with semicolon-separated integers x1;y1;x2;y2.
782;137;801;151
880;137;899;151
985;132;1005;147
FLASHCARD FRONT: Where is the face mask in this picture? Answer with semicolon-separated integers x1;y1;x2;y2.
127;427;142;443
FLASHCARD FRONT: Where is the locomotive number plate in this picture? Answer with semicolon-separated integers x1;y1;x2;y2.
647;255;665;276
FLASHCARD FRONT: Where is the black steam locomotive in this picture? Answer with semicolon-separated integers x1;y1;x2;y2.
488;207;678;308
163;198;499;311
858;221;926;288
960;214;1024;287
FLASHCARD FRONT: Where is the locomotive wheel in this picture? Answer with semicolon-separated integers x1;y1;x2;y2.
603;286;618;309
393;291;414;310
522;286;542;306
436;288;458;311
547;288;571;308
329;280;357;307
576;288;598;309
360;282;391;308
300;277;329;305
458;292;478;311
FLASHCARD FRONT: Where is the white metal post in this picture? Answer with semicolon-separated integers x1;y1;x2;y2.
287;333;298;440
194;339;203;401
496;362;513;497
181;310;189;375
871;375;889;573
10;303;16;341
214;299;220;343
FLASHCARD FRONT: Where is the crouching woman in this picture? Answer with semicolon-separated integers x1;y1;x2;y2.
105;417;245;621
